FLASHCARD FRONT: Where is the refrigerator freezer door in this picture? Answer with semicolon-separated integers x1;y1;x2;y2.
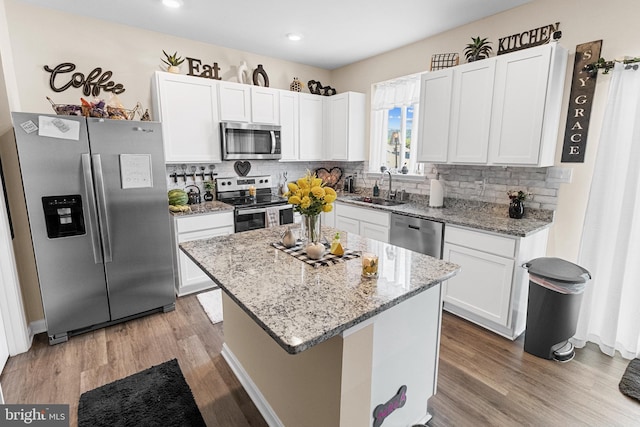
86;119;175;320
11;113;110;337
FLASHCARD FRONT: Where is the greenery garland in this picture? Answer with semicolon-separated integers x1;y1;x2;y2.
584;57;640;76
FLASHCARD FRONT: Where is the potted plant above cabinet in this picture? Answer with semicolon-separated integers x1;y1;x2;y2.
464;37;493;62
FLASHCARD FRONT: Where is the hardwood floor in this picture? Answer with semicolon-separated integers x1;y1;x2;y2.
2;294;639;426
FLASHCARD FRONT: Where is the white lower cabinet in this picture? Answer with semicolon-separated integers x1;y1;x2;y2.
334;202;390;243
172;212;234;296
442;225;548;339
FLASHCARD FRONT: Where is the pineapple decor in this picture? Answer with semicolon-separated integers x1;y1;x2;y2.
290;77;303;92
162;50;185;73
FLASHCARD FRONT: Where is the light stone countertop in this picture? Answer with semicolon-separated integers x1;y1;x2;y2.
337;195;554;237
179;225;460;354
169;200;234;217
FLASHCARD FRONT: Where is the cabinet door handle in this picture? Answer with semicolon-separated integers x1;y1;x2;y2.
408;224;421;230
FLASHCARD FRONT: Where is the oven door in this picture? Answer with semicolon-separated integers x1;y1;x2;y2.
234;205;293;232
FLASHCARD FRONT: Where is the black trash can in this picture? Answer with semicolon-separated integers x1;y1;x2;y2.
522;257;590;362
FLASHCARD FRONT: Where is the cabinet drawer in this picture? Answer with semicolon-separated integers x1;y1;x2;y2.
336;203;390;227
445;226;516;258
176;212;234;234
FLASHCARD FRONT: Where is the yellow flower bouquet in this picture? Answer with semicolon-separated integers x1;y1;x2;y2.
284;170;337;216
284;170;337;246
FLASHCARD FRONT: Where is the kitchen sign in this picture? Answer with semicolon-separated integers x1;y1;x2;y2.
561;40;602;163
497;22;561;55
44;63;126;96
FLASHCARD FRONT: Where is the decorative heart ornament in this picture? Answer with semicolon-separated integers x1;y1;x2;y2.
234;161;251;177
315;167;343;189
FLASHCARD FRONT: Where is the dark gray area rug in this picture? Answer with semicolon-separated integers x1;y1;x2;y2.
619;358;640;402
78;358;206;426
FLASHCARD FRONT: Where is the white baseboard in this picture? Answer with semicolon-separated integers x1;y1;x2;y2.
28;319;46;342
221;343;283;427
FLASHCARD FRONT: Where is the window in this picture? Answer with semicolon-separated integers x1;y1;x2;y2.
370;74;423;175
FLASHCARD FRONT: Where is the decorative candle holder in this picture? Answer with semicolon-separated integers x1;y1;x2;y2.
362;253;379;278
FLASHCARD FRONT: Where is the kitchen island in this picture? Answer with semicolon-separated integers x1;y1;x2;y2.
180;225;460;427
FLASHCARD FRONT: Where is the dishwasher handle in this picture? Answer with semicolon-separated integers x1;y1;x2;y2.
408;224;421;230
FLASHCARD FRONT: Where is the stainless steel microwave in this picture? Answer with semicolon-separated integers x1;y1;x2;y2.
220;122;282;160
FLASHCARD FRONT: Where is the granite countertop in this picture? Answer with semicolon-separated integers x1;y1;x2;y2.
169;200;234;217
337;195;554;237
179;225;460;354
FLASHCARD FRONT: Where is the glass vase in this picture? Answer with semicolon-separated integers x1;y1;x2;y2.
301;214;322;244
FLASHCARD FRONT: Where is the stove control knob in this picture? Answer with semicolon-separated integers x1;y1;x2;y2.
227;181;232;186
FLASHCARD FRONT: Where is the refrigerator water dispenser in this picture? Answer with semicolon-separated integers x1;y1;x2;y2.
42;195;86;238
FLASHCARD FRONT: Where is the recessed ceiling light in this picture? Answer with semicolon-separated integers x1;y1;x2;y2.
162;0;183;8
286;33;303;42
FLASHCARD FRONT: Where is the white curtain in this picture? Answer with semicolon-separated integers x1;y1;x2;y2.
369;74;421;171
572;63;640;360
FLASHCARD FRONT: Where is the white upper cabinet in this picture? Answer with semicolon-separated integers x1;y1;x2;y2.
489;44;568;166
218;81;280;125
417;43;568;167
251;86;280;125
298;93;325;161
152;71;221;163
448;60;496;164
279;91;299;161
326;92;365;161
218;81;251;122
416;69;453;163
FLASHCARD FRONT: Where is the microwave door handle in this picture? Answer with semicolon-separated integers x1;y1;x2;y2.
92;154;113;263
270;131;276;154
81;154;103;264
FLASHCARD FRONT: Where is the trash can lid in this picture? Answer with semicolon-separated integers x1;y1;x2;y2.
523;257;591;284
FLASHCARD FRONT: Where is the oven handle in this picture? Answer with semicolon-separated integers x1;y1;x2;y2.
236;205;291;215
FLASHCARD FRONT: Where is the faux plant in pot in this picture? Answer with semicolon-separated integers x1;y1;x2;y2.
203;180;215;201
162;50;185;73
464;37;493;62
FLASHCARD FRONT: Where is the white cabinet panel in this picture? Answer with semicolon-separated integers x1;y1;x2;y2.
489;46;552;165
298;94;324;161
152;72;221;163
251;86;280;125
173;212;234;296
326;92;365;161
448;60;495;164
335;202;390;243
417;69;453;163
279;91;299;161
219;82;251;122
443;243;514;326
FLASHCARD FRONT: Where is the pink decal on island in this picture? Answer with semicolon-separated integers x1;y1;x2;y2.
372;385;407;427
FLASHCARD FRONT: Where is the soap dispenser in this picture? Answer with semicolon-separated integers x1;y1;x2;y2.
373;181;380;197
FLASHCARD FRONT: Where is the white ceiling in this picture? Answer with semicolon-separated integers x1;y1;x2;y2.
16;0;531;70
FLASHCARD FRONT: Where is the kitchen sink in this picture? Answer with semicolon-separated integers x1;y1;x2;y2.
356;197;405;207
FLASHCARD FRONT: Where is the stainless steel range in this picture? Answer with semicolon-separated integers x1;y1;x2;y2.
215;175;293;232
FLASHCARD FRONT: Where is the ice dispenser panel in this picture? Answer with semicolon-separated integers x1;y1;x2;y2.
42;195;86;238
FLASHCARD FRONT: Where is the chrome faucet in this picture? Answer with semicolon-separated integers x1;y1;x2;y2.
381;170;396;200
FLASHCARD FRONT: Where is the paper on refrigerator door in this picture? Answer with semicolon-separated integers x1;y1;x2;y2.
37;116;80;140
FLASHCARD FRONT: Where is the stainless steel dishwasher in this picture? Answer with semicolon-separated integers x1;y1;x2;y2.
389;213;444;258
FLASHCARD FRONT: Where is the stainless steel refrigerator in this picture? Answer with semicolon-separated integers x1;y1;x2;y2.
11;112;175;344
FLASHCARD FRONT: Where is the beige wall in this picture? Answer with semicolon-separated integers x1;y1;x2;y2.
3;0;331;117
1;0;636;323
331;0;639;263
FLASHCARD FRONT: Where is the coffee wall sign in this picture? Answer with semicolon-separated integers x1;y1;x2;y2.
561;40;602;163
497;22;561;55
43;63;126;96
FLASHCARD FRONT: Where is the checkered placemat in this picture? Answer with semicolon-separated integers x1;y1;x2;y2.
271;242;361;268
